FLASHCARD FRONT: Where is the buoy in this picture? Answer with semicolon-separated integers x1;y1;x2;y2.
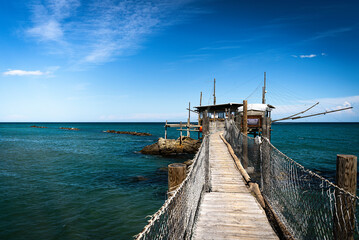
199;126;203;132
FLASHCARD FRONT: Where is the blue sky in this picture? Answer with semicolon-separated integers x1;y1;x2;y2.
0;0;358;122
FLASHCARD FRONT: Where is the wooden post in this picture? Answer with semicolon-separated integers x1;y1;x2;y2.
261;137;271;194
168;163;187;197
334;154;357;240
203;110;209;135
242;100;248;169
242;100;248;134
261;117;271;194
187;118;190;137
199;92;202;125
187;102;191;137
262;117;268;138
214;78;216;104
180;121;183;145
165;120;168;139
262;72;266;104
235;112;241;130
262;116;272;140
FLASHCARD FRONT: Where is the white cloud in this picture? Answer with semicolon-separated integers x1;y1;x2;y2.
27;20;64;41
299;54;317;58
3;66;60;77
26;0;200;65
3;70;45;76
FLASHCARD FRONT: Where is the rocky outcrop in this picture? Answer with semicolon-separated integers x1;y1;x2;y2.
105;130;152;136
30;125;48;128
60;127;79;131
140;137;201;155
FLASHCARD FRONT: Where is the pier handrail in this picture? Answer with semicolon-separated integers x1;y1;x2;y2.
135;135;210;240
224;119;359;239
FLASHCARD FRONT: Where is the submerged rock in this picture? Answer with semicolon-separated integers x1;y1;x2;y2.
105;130;152;136
60;127;79;131
140;137;201;155
30;125;48;128
157;167;168;172
131;176;149;182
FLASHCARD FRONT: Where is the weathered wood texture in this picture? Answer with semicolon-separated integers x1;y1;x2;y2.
334;154;357;240
193;132;278;239
168;163;186;193
242;100;248;169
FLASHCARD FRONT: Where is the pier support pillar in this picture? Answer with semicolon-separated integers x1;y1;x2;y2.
168;163;187;198
334;154;357;240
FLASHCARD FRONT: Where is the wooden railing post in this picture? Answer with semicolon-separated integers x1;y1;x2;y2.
168;163;187;198
334;154;357;240
165;120;168;139
261;138;271;193
202;110;209;135
242;100;248;169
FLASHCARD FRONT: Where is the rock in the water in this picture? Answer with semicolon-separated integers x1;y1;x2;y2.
60;127;79;131
131;176;149;182
140;137;201;155
157;167;168;172
105;130;152;136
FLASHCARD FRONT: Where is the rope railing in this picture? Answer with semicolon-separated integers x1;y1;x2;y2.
135;135;209;240
224;119;359;239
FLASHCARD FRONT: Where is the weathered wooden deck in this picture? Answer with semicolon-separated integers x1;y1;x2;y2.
192;132;278;240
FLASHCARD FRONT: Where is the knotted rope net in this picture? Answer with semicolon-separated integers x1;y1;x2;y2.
224;119;359;239
135;135;209;240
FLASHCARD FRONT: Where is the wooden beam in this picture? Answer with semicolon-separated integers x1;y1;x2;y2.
272;102;319;122
291;107;353;120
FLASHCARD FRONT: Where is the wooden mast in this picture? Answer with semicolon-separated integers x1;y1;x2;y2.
213;78;216;105
262;72;266;104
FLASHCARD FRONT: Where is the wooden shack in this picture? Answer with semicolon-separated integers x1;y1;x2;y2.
238;103;275;135
194;103;243;132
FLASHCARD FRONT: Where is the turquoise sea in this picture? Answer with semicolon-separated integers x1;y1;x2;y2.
1;122;359;239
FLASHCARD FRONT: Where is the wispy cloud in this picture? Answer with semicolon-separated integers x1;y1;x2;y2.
310;27;354;41
291;53;327;59
26;0;201;65
3;69;45;76
3;66;60;77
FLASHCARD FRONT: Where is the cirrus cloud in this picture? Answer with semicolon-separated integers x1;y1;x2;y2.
26;0;203;65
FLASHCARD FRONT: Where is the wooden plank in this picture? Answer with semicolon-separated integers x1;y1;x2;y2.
192;132;278;240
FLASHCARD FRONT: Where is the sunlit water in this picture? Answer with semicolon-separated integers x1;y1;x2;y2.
0;122;358;239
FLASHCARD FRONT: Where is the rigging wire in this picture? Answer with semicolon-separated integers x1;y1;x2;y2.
245;78;263;100
215;73;262;100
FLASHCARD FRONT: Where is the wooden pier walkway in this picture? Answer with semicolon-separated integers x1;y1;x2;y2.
192;132;278;240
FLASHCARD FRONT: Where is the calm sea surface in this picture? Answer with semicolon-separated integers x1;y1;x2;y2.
1;122;358;239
